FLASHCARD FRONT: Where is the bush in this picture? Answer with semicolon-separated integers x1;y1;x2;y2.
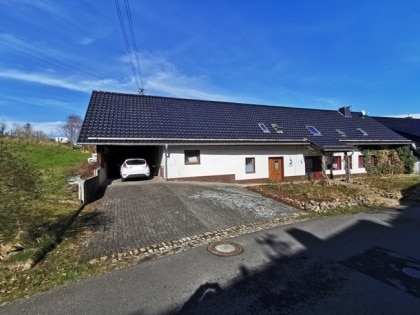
362;146;413;176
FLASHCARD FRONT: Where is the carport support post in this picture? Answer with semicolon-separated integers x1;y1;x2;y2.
164;144;169;181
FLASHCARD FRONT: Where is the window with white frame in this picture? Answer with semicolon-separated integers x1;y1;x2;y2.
184;150;200;165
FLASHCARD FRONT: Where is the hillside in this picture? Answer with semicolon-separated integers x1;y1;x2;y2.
0;137;92;259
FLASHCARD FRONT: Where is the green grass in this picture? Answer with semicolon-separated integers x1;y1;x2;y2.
357;174;420;192
0;238;102;304
1;138;90;193
0;137;101;304
0;138;91;244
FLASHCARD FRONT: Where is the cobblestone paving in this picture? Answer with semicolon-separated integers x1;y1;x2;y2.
82;180;302;260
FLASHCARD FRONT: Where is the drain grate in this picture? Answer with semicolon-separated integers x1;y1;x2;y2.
207;241;244;257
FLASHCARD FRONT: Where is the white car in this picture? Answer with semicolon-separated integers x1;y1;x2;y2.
120;158;150;181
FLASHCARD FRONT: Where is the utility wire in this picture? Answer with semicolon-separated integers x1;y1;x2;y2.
114;0;144;93
124;0;144;91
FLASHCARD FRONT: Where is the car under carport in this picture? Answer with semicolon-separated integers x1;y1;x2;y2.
98;145;163;178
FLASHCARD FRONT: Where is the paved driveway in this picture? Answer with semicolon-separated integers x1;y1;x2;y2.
82;180;302;260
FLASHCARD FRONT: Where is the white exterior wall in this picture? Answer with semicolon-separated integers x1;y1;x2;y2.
331;152;366;175
163;145;307;181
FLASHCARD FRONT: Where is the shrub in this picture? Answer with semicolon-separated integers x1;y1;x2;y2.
362;146;413;176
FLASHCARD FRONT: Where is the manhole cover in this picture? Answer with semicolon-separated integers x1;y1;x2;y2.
402;267;420;279
207;241;244;257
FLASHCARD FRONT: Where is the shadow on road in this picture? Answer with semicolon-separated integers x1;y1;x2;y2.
164;204;420;315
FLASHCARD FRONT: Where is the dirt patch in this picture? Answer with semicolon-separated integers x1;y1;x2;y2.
247;177;420;212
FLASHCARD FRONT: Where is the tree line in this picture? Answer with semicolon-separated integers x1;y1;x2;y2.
0;115;83;146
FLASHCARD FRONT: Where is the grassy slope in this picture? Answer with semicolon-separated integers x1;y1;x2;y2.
0;138;91;242
0;138;102;304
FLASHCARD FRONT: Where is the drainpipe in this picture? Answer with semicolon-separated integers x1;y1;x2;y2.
164;144;169;181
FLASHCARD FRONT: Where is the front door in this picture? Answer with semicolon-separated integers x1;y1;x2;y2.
268;157;284;181
305;156;323;180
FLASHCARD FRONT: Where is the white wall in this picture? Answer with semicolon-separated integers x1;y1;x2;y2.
162;145;307;181
330;152;366;176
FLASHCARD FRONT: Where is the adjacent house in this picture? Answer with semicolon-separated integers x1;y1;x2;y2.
77;91;412;183
55;136;69;143
373;116;420;173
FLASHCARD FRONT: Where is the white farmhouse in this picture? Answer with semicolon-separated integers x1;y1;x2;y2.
77;91;412;183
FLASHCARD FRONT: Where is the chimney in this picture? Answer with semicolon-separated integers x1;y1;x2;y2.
338;106;352;118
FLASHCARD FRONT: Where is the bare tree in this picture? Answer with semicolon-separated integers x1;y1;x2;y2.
23;123;33;139
62;115;83;148
0;120;7;135
11;123;23;137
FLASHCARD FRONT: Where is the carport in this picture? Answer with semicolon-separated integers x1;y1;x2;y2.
98;145;163;179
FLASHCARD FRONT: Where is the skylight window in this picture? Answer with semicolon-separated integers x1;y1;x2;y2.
306;125;321;136
336;129;346;137
271;123;284;133
258;123;270;133
357;128;368;136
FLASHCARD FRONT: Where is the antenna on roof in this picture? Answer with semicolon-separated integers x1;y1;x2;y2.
139;87;145;95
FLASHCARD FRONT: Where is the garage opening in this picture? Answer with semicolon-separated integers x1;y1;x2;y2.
99;145;163;179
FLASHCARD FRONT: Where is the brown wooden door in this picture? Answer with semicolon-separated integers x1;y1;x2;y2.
269;157;284;181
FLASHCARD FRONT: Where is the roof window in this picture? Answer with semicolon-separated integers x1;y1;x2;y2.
336;129;346;137
271;123;284;133
258;123;270;133
306;125;321;136
357;128;368;136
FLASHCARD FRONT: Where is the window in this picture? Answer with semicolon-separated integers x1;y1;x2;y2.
370;155;377;167
245;157;255;173
258;123;270;133
271;123;284;133
388;155;394;166
184;150;200;164
306;125;321;136
357;128;368;136
333;156;342;170
358;155;365;168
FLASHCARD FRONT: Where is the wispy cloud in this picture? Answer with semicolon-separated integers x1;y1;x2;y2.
3;95;80;112
0;33;75;67
4;0;101;45
391;113;420;119
0;68;135;93
132;52;238;101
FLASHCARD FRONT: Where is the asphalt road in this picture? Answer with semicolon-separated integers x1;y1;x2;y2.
1;205;419;314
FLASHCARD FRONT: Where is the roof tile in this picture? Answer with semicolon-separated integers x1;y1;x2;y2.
78;91;411;150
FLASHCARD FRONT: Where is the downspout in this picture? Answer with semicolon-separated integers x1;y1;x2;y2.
164;144;169;181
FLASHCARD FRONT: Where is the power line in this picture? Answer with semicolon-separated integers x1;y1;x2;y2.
114;0;144;93
124;0;144;90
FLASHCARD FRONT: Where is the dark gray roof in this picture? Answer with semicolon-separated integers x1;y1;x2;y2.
373;116;420;142
78;91;411;150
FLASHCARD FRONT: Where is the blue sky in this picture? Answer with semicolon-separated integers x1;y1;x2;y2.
1;0;420;136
